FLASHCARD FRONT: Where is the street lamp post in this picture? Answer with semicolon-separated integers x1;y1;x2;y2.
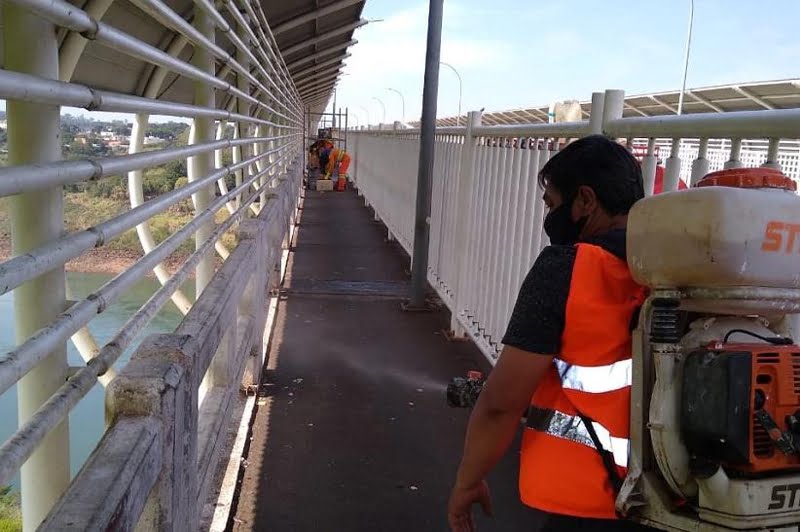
357;105;371;127
372;96;386;125
677;0;694;115
386;87;405;124
409;0;444;308
440;61;462;126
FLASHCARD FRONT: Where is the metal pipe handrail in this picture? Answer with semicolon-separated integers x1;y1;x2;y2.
353;108;800;142
191;0;303;121
0;151;297;487
131;0;298;124
196;0;302;119
0;146;295;400
0;133;293;198
9;0;302;126
206;0;302;121
225;0;302;115
0;144;283;294
0;68;291;128
1;0;304;524
247;0;304;107
352;121;590;139
605;108;800;139
0;150;268;296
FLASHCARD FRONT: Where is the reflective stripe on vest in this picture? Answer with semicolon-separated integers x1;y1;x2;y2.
554;358;632;394
526;406;629;468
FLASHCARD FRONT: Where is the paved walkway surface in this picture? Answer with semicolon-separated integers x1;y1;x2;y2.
232;186;540;531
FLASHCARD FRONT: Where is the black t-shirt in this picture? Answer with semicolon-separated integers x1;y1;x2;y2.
501;229;627;354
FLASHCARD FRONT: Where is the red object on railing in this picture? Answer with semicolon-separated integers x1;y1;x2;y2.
652;164;688;194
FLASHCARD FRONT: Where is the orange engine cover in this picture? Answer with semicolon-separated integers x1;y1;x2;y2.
681;343;800;475
746;345;800;473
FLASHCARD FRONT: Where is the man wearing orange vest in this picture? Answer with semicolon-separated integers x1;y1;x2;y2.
325;147;351;192
448;135;656;531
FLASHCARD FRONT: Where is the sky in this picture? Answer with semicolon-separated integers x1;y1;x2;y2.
3;1;796;125
328;0;800;125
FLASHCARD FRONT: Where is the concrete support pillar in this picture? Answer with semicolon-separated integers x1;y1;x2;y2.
189;10;215;297
190;9;217;403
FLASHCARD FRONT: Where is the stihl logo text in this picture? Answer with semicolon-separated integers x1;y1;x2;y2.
769;483;800;510
761;221;800;253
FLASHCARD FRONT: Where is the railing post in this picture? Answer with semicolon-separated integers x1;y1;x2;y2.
588;91;605;135
724;137;743;169
4;4;71;528
664;138;683;191
691;137;710;184
763;138;782;170
642;138;658;196
352;131;360;191
450;111;481;336
601;89;625;137
107;335;199;531
239;218;270;387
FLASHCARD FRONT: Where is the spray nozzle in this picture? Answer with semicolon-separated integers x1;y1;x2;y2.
446;371;486;408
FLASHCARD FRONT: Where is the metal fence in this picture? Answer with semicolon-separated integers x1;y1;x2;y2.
0;0;305;529
349;90;800;363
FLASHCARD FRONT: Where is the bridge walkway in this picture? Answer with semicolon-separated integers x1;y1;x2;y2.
231;186;537;531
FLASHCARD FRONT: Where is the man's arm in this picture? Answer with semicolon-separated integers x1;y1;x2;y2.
448;246;574;530
453;345;553;490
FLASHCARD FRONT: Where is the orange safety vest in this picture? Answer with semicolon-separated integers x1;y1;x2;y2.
327;148;351;176
519;243;647;519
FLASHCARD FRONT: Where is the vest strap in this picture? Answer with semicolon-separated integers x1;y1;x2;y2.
526;406;629;468
579;412;625;496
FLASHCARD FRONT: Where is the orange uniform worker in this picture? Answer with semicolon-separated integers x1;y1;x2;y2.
325;147;351;192
448;135;658;532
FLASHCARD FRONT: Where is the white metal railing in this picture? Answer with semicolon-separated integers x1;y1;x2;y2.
349;90;800;362
0;0;307;529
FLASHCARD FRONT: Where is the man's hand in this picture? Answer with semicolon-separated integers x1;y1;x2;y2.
447;480;493;532
447;346;552;530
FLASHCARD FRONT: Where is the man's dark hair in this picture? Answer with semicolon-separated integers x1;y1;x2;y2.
538;134;644;215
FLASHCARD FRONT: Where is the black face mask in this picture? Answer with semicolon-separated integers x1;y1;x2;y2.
543;202;587;245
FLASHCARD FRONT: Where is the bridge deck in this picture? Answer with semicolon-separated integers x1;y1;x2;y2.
231;186;537;531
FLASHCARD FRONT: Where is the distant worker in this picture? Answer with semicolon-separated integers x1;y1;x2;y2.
310;130;334;177
447;135;657;532
318;140;334;177
326;147;351;192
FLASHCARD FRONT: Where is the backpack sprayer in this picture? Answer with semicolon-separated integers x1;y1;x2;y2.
446;169;800;531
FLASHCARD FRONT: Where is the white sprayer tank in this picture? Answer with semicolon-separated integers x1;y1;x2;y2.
627;168;800;289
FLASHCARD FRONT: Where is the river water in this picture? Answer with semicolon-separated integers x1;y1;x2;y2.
0;272;190;488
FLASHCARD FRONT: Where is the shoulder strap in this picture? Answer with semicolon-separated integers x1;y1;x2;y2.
577;413;624;495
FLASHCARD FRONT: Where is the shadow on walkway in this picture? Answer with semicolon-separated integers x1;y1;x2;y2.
232;188;540;531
